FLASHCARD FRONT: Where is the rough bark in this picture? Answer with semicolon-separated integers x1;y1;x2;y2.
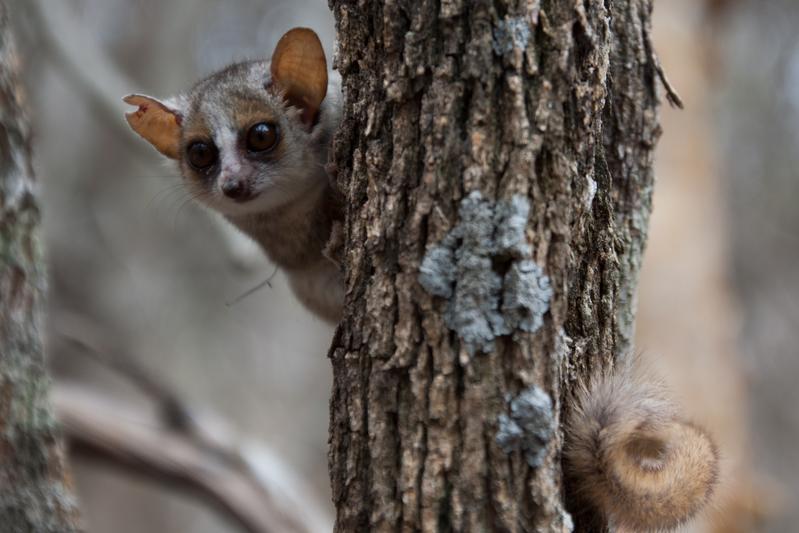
0;3;82;531
328;1;660;532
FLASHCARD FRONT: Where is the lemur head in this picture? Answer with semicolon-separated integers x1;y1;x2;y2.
124;28;333;216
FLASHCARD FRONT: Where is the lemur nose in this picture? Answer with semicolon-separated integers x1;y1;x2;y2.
221;179;252;202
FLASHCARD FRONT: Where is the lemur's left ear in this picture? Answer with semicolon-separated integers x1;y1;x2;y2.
123;94;184;159
269;27;328;126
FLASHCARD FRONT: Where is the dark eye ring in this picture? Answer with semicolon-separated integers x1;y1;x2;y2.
246;122;279;153
186;141;218;171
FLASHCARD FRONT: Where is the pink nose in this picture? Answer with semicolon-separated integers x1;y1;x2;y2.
221;179;252;202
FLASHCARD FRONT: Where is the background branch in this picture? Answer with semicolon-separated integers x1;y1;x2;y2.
52;312;332;533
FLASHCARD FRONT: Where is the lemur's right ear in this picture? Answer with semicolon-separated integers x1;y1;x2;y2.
269;28;328;126
123;94;183;159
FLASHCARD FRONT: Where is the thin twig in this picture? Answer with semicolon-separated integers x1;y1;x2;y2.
24;0;141;143
654;57;684;109
226;266;280;307
643;20;684;109
53;312;194;431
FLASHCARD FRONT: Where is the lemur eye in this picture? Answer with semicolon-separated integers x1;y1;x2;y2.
246;122;279;153
187;141;218;170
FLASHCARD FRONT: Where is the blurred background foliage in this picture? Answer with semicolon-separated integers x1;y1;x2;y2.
5;0;799;531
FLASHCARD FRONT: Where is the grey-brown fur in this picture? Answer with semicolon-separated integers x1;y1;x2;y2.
128;57;344;322
564;359;719;532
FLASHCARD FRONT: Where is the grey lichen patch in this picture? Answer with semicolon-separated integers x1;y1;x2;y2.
492;17;532;57
502;260;552;333
494;195;531;258
496;386;555;468
420;192;504;354
418;191;552;354
418;243;456;298
445;249;505;355
455;191;499;255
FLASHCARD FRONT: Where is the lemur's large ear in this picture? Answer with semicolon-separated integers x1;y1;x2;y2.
123;94;183;159
269;28;327;126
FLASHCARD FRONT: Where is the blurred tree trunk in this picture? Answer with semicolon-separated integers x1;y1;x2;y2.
0;3;82;531
328;1;661;532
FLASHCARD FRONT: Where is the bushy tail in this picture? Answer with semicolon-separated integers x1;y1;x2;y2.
564;363;719;532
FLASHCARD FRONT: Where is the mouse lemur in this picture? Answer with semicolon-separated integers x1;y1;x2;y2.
125;28;343;322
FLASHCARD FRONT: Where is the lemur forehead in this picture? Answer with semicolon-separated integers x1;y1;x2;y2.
189;60;270;97
183;60;282;138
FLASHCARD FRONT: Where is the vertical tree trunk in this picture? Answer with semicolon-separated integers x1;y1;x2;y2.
328;1;660;532
0;3;82;531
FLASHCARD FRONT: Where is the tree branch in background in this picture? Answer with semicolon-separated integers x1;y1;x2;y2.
23;0;139;143
54;312;195;431
52;313;332;533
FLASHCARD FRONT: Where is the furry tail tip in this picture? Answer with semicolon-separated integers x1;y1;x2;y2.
564;366;719;532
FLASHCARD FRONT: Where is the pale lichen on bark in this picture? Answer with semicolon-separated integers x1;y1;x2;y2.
496;385;555;468
418;191;553;355
0;2;82;531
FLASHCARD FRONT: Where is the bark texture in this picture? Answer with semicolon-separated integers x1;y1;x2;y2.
328;1;659;532
0;3;82;531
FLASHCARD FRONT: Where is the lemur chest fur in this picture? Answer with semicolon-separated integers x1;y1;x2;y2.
227;181;341;271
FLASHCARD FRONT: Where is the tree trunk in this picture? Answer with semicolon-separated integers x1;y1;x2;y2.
328;1;660;532
0;3;82;531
